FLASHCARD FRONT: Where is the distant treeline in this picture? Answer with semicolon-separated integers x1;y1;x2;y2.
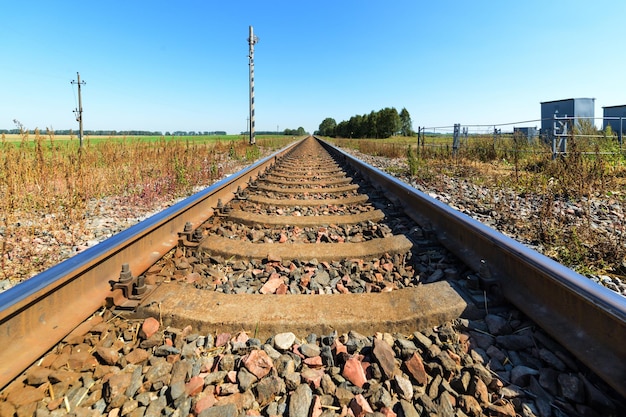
0;129;227;136
241;127;308;136
316;107;414;138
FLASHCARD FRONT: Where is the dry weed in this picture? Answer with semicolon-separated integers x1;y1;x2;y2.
0;133;290;283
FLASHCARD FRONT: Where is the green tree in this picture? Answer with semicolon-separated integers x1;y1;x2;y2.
346;115;365;138
335;120;349;138
318;118;337;137
377;107;401;138
365;111;378;138
399;107;413;136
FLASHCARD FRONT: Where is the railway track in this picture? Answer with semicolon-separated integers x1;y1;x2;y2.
0;136;624;416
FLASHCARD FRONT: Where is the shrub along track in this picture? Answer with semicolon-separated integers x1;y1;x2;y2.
0;137;624;416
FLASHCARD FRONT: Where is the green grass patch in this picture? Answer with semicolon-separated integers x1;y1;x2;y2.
1;132;291;147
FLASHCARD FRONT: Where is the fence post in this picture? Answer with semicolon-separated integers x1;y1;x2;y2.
493;127;501;146
453;124;460;155
552;111;568;159
417;127;421;154
415;127;419;156
552;112;558;159
561;116;568;155
617;117;624;151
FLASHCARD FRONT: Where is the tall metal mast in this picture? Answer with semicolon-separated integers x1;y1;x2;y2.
248;26;259;145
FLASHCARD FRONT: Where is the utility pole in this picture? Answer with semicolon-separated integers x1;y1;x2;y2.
248;26;259;145
71;72;86;147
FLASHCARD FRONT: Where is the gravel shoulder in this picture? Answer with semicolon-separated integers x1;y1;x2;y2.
0;156;268;292
337;147;626;297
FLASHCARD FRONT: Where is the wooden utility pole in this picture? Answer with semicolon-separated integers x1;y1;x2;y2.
71;72;86;147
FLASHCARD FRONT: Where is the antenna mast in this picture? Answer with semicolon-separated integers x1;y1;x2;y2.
248;26;259;145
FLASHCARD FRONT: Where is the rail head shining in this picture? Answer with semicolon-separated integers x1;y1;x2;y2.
318;136;626;398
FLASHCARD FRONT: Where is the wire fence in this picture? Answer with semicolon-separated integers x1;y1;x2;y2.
416;116;626;159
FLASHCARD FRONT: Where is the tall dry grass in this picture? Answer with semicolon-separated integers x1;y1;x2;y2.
0;131;291;283
336;133;626;280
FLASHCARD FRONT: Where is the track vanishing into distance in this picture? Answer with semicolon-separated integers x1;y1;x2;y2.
0;136;625;416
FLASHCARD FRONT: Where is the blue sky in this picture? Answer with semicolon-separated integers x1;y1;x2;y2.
1;1;624;134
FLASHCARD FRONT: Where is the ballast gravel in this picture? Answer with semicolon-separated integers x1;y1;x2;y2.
1;143;625;415
0;309;621;416
339;148;626;297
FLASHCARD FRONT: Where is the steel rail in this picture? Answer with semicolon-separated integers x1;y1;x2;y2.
2;136;625;397
318;137;626;397
0;140;301;390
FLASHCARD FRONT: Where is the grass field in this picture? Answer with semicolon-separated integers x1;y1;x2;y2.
1;132;291;146
4;130;625;284
0;131;296;282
